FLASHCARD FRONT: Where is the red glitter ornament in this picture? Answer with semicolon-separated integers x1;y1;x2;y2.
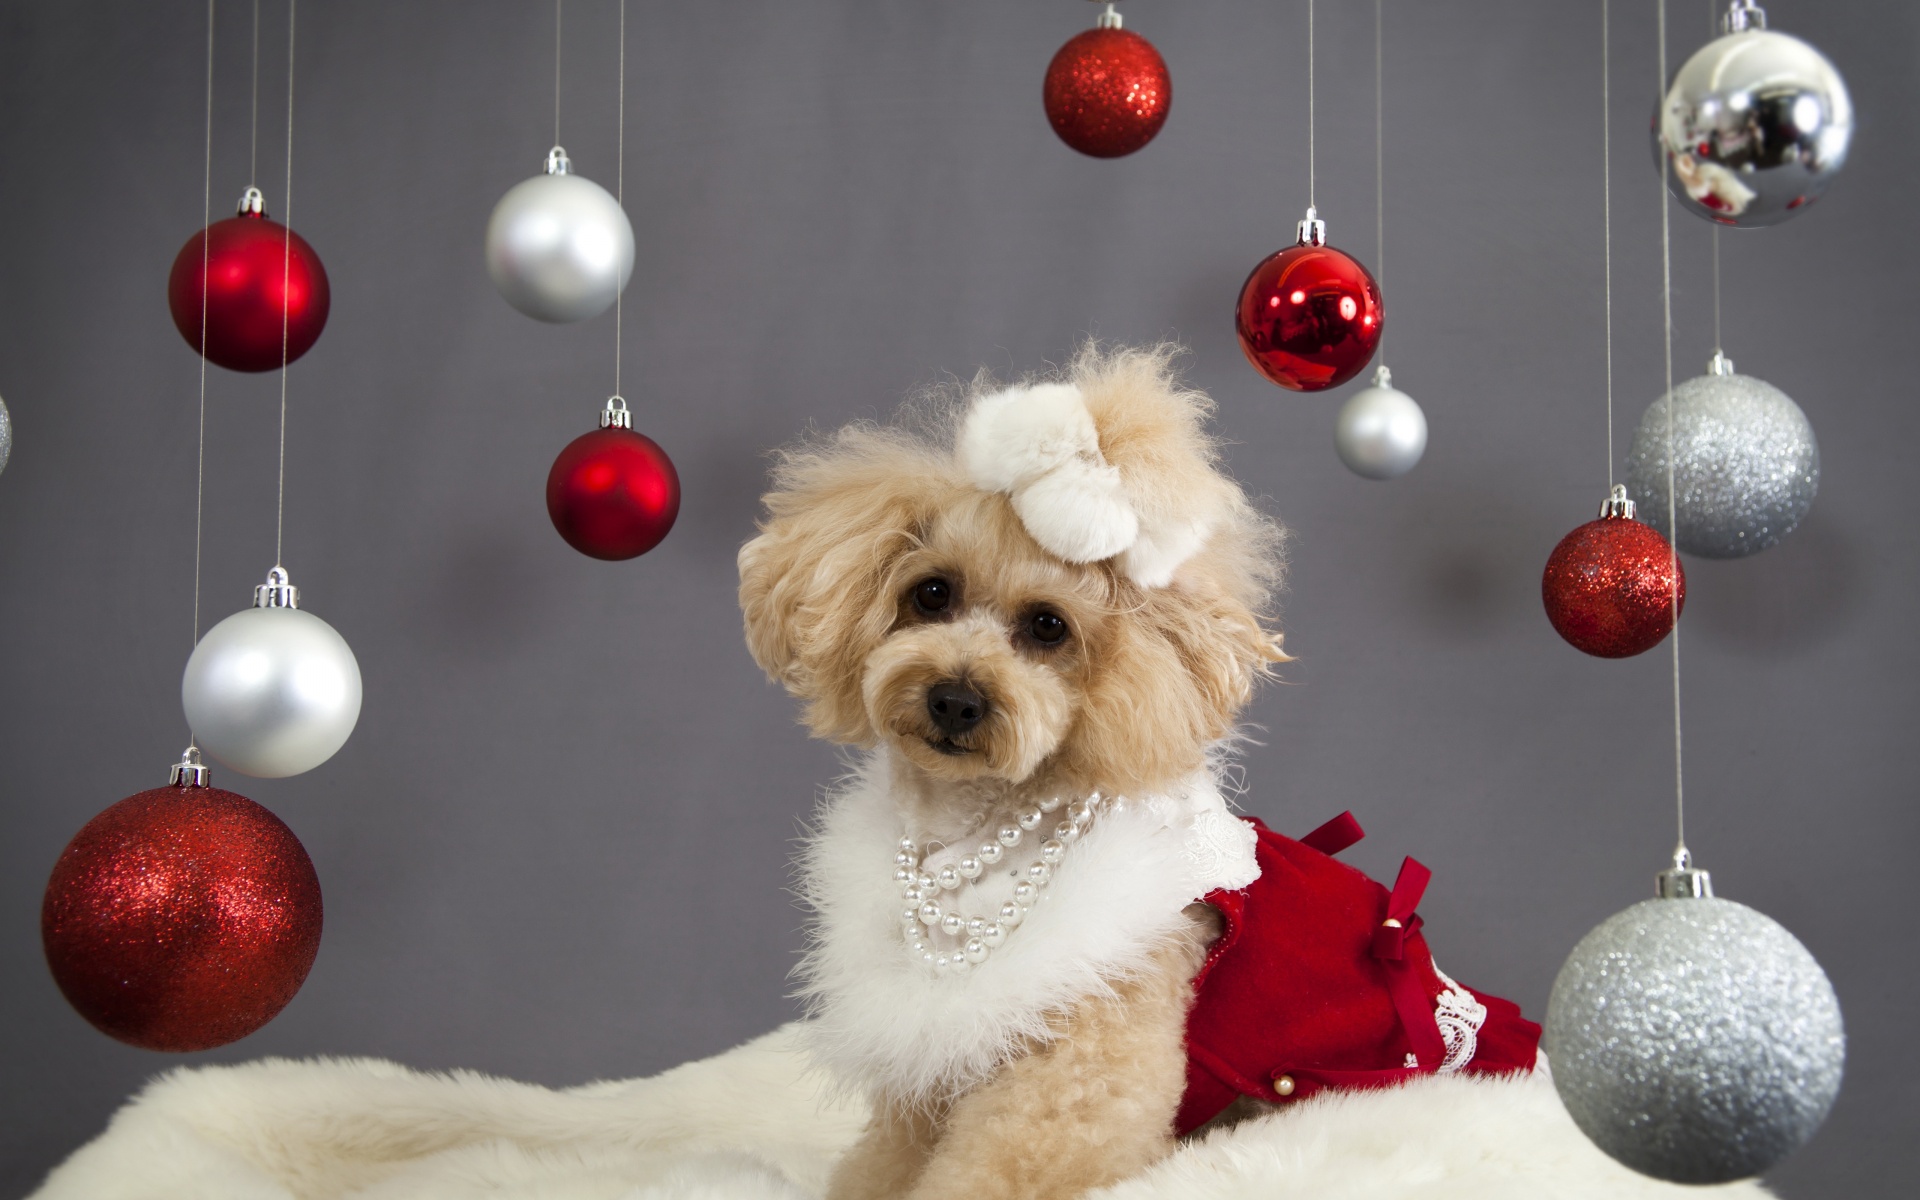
41;754;322;1052
167;188;330;374
547;399;681;561
1236;211;1384;392
1542;489;1687;659
1043;12;1170;159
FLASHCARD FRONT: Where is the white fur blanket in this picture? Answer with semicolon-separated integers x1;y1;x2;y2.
31;1023;1772;1199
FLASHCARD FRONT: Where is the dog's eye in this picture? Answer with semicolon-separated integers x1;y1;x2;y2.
1029;611;1068;645
913;578;952;615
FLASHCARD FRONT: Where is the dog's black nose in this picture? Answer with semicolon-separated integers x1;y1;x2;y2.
926;681;988;736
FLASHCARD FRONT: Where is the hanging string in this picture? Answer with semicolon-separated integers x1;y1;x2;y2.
249;0;259;185
1374;0;1384;357
1656;0;1687;860
194;0;215;661
1712;226;1722;355
275;0;296;567
554;0;563;146
1602;0;1615;486
613;0;625;398
1307;0;1316;209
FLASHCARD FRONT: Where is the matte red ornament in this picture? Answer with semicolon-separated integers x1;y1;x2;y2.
547;401;681;560
1236;212;1384;392
1043;19;1171;159
168;189;330;373
1542;489;1687;659
41;764;322;1052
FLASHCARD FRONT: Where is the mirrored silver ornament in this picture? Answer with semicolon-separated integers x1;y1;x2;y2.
0;392;11;476
1334;365;1426;480
182;567;363;778
484;146;635;323
1544;856;1844;1184
1625;355;1818;558
1653;4;1852;228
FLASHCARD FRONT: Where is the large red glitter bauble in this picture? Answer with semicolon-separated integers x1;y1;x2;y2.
168;212;331;373
1043;27;1171;158
41;783;323;1052
1236;242;1384;392
1542;514;1687;658
547;426;681;560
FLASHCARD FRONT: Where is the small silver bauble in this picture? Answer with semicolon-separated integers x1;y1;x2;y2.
181;567;363;778
484;146;635;323
1626;353;1818;558
1654;2;1852;228
0;392;11;475
1545;854;1844;1184
1335;365;1427;480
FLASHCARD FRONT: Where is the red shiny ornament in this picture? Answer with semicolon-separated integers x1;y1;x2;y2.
41;778;322;1052
1542;493;1687;658
1043;24;1171;158
547;409;681;560
1236;220;1384;392
167;192;330;373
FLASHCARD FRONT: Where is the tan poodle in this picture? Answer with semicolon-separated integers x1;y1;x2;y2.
739;344;1287;1200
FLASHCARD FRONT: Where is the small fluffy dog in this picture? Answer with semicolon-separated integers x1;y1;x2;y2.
738;344;1285;1200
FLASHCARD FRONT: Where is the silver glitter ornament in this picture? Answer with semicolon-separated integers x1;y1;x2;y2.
1335;365;1426;480
0;392;11;476
1653;2;1852;228
1626;354;1817;559
484;147;634;324
1545;855;1844;1184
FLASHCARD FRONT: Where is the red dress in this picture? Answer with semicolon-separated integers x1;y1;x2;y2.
1177;813;1542;1135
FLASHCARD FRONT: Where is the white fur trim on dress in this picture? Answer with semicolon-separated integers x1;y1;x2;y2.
793;753;1258;1103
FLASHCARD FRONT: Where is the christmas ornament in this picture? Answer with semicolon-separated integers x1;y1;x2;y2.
1545;852;1844;1183
0;391;11;476
485;146;634;324
1542;487;1685;658
1654;1;1852;228
42;748;323;1052
1043;4;1170;159
167;187;331;373
1625;353;1817;559
547;397;680;560
1335;365;1426;479
182;567;362;778
1236;210;1384;392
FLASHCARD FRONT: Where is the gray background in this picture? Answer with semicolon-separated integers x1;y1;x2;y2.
0;0;1912;1194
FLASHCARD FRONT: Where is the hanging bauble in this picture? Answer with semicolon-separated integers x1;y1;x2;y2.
1542;487;1685;658
1625;353;1818;559
1653;1;1852;228
167;187;331;373
42;749;323;1052
1236;209;1384;393
547;397;681;560
1043;4;1170;159
182;567;362;778
1545;853;1844;1183
0;391;11;476
1334;364;1426;479
485;146;635;324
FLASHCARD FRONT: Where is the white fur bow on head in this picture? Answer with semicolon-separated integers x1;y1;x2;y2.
959;383;1208;588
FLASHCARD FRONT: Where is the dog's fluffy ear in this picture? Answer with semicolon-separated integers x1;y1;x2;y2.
739;427;954;745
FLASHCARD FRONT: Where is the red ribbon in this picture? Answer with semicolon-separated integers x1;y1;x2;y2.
1371;855;1447;1070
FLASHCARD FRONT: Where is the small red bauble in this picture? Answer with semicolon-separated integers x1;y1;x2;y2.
168;189;330;373
1043;21;1171;159
1236;214;1384;392
1543;490;1687;659
41;767;322;1052
547;403;681;560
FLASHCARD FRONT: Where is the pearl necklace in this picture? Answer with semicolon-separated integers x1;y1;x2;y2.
894;791;1105;972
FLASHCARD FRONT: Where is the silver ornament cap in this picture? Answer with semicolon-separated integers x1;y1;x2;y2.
1544;850;1845;1183
1626;358;1818;558
484;147;635;324
1335;365;1427;480
1653;4;1852;227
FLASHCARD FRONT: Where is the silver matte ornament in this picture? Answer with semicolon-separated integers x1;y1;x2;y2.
1335;365;1426;480
1654;2;1852;228
1626;353;1818;558
484;147;634;323
182;567;363;779
0;392;11;475
1545;855;1844;1184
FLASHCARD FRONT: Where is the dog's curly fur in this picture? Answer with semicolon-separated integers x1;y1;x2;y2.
739;344;1287;1200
